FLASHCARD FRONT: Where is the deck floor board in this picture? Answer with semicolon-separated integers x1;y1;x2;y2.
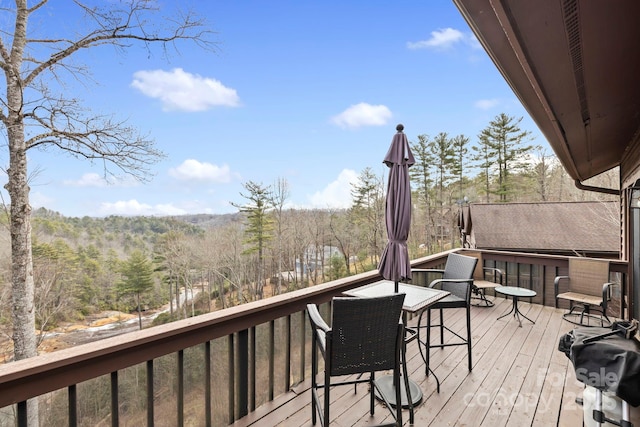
236;300;598;427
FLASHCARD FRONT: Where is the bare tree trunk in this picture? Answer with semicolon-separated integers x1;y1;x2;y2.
6;9;38;418
136;293;142;330
169;272;174;316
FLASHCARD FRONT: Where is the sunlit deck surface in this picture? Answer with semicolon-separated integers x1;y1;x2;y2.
234;297;584;427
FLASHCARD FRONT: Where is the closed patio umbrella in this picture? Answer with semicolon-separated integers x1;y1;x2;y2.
378;124;415;292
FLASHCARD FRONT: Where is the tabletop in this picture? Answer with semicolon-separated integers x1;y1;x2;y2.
495;286;536;298
343;280;450;313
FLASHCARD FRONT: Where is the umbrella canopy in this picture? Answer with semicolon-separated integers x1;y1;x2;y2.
378;124;415;289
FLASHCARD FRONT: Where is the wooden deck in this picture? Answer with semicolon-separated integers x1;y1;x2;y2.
233;296;589;427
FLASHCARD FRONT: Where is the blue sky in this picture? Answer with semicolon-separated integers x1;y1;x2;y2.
19;1;548;218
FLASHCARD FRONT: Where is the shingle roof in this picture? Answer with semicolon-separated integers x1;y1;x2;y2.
463;201;619;254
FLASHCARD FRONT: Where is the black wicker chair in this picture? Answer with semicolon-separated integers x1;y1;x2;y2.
413;253;477;378
307;294;407;427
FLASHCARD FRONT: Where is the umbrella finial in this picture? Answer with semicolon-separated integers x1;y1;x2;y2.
396;123;404;132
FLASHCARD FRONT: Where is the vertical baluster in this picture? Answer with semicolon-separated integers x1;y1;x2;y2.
178;350;184;427
111;371;119;427
205;341;211;427
147;360;154;427
17;401;26;427
285;314;291;391
542;264;547;306
238;329;248;418
228;333;235;424
269;320;275;400
300;310;306;382
68;385;77;427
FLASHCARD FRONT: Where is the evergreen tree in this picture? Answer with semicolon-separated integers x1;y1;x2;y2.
429;132;455;250
118;250;154;330
451;134;470;200
232;181;274;300
478;113;534;202
410;134;435;251
472;132;494;203
350;167;384;266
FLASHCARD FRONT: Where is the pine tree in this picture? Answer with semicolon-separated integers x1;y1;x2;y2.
350;167;385;266
478;113;534;202
232;181;274;300
429;132;456;250
451;134;470;200
410;134;435;251
472;133;494;202
118;251;154;330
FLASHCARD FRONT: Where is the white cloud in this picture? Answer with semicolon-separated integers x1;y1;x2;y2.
331;103;392;129
168;159;232;183
63;173;136;187
98;199;187;216
131;68;241;112
308;169;358;208
468;34;482;50
30;191;54;210
407;28;465;50
475;98;501;110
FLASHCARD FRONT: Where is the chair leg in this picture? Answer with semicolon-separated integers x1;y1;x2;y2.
439;307;444;344
426;308;431;377
370;372;375;415
466;306;472;371
401;339;414;424
394;366;402;426
324;368;330;427
311;335;317;425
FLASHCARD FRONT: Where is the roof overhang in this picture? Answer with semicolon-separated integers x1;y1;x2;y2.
453;0;640;182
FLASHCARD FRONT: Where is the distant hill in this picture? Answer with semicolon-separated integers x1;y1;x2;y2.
21;208;242;258
169;212;243;229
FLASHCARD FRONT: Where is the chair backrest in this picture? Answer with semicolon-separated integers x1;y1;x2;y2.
441;253;478;299
328;294;405;376
567;257;610;297
462;250;485;280
443;253;478;280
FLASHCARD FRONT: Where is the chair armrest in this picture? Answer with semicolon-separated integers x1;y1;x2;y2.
403;325;417;344
602;282;617;311
428;277;474;288
412;268;445;275
430;278;474;302
307;304;330;332
554;275;569;308
483;267;505;284
554;275;569;293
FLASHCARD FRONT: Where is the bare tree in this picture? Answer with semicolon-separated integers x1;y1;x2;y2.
0;2;214;410
269;178;290;295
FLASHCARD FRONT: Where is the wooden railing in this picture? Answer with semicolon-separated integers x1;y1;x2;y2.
0;249;628;426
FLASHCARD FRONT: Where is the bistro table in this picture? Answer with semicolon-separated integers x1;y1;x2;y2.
495;286;537;327
343;280;450;410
